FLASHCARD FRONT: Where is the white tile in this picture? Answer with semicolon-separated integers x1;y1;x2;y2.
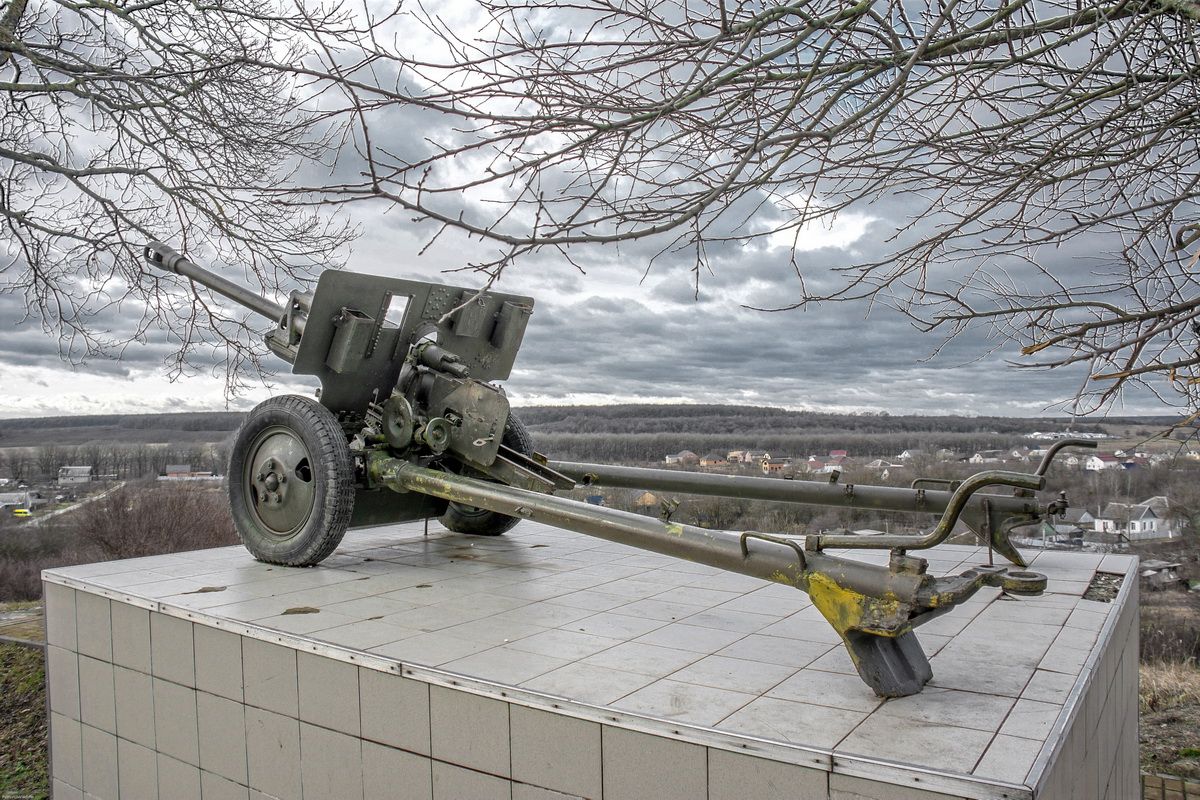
52;780;84;800
244;707;301;800
371;631;494;665
157;753;201;800
300;722;364;800
44;582;77;651
197;692;248;784
359;667;430;755
506;628;624;660
709;748;827;800
1000;698;1063;740
601;727;706;800
114;666;156;749
117;737;159;800
151;613;196;687
50;712;83;788
81;724;119;799
363;741;432;800
75;591;112;661
429;685;510;777
153;678;199;765
520;662;655;705
580;642;701;677
298;651;360;736
194;626;243;702
632;623;745;653
511;706;601;799
111;602;151;673
715;634;834;669
78;656;116;734
973;733;1042;783
829;772;965;800
767;668;883;713
838;714;993;773
614;679;756;726
241;637;297;716
442;645;570;686
46;646;80;721
666;654;796;694
431;762;510;800
871;687;1015;733
718;696;866;749
200;771;250;800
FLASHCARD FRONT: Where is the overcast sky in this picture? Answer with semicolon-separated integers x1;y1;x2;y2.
0;4;1172;421
1;196;1156;420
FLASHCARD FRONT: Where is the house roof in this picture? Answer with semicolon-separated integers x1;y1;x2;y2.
1061;507;1094;524
1100;502;1157;521
1140;496;1170;515
58;465;93;476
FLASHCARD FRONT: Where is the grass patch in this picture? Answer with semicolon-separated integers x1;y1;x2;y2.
1141;660;1200;780
1141;660;1200;713
0;644;47;800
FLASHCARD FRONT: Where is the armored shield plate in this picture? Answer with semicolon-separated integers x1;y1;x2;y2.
293;271;534;415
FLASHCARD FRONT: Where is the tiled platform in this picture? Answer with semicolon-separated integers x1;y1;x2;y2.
43;520;1139;799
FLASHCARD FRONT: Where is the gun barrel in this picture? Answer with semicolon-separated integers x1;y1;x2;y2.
144;242;286;322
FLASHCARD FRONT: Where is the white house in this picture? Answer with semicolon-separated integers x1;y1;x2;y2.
1094;502;1172;541
1084;455;1121;471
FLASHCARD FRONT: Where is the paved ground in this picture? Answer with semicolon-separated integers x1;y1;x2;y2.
46;519;1140;792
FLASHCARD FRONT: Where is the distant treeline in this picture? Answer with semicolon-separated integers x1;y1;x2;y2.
513;404;1130;435
0;412;245;447
513;404;1109;463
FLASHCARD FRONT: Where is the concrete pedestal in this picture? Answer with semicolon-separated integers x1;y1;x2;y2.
43;521;1138;799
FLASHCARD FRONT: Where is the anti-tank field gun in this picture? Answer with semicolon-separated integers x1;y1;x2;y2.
144;241;1095;698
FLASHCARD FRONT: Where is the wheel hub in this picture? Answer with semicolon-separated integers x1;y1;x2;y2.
245;429;316;535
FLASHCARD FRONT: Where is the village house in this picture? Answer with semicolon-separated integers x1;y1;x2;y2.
1093;501;1172;541
761;457;793;475
699;453;728;468
664;450;699;465
1084;454;1122;471
57;465;94;485
897;449;925;461
969;450;1006;464
159;464;218;481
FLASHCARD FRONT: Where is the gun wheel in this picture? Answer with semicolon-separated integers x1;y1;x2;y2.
229;395;355;566
439;414;533;536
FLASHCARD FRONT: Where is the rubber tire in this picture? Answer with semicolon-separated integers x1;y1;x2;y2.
229;395;355;566
438;414;533;536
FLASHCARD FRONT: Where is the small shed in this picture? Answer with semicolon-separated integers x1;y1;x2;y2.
1140;560;1186;591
